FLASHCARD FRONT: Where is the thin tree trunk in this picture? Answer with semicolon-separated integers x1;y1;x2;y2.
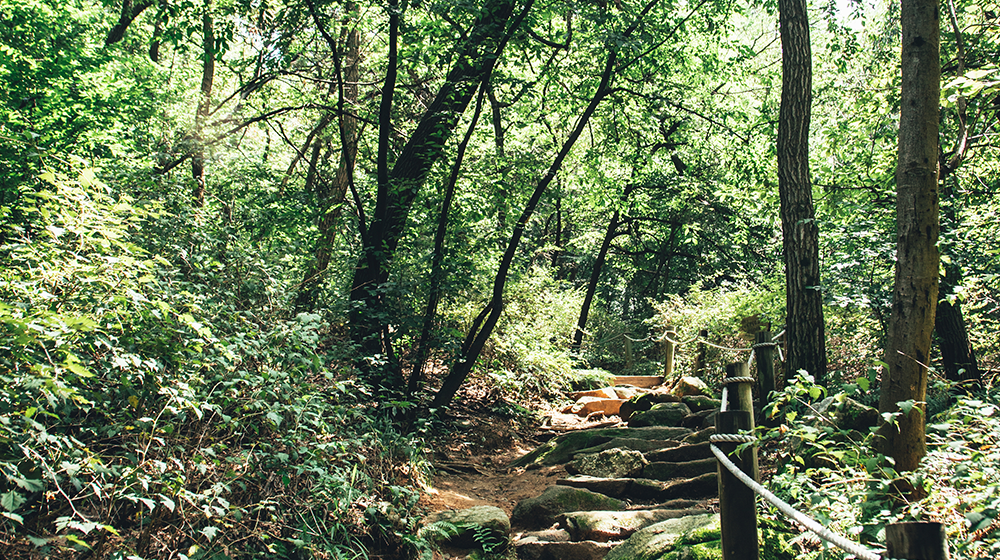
572;210;621;351
348;0;521;379
777;0;826;381
192;6;215;207
878;0;940;472
432;0;664;410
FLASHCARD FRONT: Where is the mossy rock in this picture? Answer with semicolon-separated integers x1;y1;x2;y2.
511;427;693;467
419;505;510;551
682;396;722;412
604;513;721;560
511;486;625;530
575;438;681;456
663;539;723;560
629;403;693;428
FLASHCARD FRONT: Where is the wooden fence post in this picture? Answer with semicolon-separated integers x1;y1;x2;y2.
693;329;708;378
624;336;634;370
716;409;759;560
754;331;776;424
886;522;949;560
662;325;676;378
725;362;758;479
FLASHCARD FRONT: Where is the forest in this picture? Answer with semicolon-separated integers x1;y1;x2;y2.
1;0;999;557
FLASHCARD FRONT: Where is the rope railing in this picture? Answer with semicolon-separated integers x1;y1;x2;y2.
709;433;893;560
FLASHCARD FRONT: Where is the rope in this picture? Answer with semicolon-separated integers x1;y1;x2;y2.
722;376;755;385
709;440;892;560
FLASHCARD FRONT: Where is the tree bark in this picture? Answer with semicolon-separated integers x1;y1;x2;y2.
572;210;621;351
296;1;361;311
878;0;940;472
348;0;520;375
192;6;215;207
777;0;826;381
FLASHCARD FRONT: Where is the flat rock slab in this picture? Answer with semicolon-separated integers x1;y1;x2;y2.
630;473;718;501
515;539;616;560
681;427;717;445
682;395;722;412
604;513;721;560
568;448;647;479
575;438;681;456
629;402;693;428
570;398;628;417
560;508;713;542
641;458;717;481
558;476;634;499
644;442;714;463
615;375;664;388
511;427;693;468
512;486;625;530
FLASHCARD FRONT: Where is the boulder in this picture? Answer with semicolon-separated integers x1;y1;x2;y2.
603;513;721;560
568;388;620;401
641;458;717;481
573;398;628;417
629;402;692;428
520;529;571;542
620;391;682;421
560;508;712;542
682;395;722;412
420;505;510;550
645;442;714;463
511;427;693;468
568;449;648;479
612;386;643;400
812;396;880;432
514;539;616;560
681;427;717;444
511;486;625;530
575;438;681;456
672;377;710;397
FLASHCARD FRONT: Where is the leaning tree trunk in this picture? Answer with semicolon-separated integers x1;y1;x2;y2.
878;0;940;473
348;0;519;379
777;0;826;382
572;210;621;352
192;6;215;207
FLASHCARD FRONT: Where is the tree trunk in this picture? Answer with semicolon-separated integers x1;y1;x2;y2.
192;6;215;207
296;2;361;311
878;0;940;472
348;0;519;376
572;210;621;351
431;0;663;410
777;0;826;381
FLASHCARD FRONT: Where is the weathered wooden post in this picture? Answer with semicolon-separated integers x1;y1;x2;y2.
624;335;634;370
725;362;758;478
886;522;949;560
754;330;776;423
716;408;759;560
693;329;708;377
662;325;676;378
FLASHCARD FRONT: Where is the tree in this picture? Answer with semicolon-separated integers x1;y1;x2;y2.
878;0;940;472
777;0;826;381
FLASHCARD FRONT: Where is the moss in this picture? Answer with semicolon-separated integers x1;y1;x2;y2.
662;540;723;560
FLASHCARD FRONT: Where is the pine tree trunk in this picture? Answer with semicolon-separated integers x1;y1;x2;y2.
777;0;826;380
878;0;940;472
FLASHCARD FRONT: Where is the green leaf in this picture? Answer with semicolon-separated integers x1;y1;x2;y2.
1;491;25;512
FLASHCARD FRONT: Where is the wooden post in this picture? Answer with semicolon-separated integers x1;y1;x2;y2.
662;325;676;378
716;409;759;560
693;329;708;377
754;331;776;423
886;522;949;560
624;336;634;370
725;362;759;479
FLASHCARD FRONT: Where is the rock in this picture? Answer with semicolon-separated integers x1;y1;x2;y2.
568;388;620;401
629;402;692;428
604;513;721;560
620;391;682;421
514;539;616;560
511;486;626;530
575;438;681;456
629;472;718;501
572;398;628;417
520;529;571;542
672;377;710;397
568;449;648;479
560;508;712;542
511;427;693;468
420;505;510;550
641;458;717;481
682;395;722;412
558;475;633;499
612;386;642;400
680;409;717;430
812;396;880;432
645;442;714;463
662;539;723;560
681;427;717;444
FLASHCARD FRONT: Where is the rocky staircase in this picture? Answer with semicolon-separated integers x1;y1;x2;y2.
423;376;727;559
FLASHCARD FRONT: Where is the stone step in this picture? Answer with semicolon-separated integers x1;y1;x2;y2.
514;538;616;560
643;441;714;463
641;457;717;481
558;507;712;542
614;375;664;388
557;472;717;502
